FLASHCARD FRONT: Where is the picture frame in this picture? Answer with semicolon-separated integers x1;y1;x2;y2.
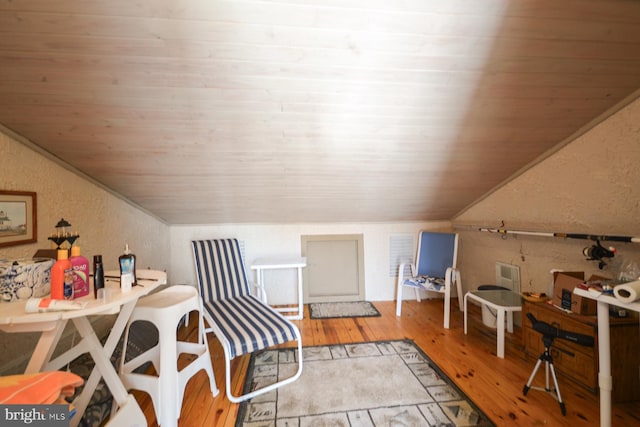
0;190;37;248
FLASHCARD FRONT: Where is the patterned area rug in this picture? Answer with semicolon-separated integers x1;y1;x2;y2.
235;340;494;426
309;301;381;319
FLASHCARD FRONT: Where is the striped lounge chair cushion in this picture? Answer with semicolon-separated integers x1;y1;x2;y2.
192;238;299;359
202;295;298;359
192;239;251;300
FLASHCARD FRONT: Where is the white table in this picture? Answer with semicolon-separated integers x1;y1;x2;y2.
574;287;640;427
250;257;306;320
0;269;167;427
464;289;523;358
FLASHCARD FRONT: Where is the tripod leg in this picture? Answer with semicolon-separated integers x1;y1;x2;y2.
523;358;543;396
545;360;550;391
548;362;566;416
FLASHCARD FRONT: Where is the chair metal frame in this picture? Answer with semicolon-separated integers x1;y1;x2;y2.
395;231;463;328
192;238;303;403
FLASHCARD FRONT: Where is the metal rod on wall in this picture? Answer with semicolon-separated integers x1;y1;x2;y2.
477;226;640;243
464;222;640;269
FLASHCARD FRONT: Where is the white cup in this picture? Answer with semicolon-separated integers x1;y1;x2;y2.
97;288;112;303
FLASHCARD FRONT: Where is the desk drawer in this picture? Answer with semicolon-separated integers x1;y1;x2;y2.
551;341;597;390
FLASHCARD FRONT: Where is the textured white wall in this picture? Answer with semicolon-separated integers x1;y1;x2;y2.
454;97;640;295
0;129;170;374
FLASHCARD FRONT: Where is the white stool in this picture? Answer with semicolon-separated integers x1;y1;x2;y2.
119;285;219;427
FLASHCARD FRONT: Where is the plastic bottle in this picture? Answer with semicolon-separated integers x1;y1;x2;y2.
93;255;105;299
70;246;90;298
51;249;73;300
119;243;137;286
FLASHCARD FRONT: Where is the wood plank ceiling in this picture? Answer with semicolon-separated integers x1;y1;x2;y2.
1;0;640;224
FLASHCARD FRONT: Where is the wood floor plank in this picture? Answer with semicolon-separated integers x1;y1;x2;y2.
133;301;640;427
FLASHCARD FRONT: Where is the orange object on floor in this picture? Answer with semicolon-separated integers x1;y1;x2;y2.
0;371;84;404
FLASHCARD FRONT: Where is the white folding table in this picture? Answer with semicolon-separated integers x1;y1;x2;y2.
250;257;306;320
464;289;523;358
0;269;167;427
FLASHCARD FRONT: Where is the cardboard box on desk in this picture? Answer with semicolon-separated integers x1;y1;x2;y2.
552;271;604;315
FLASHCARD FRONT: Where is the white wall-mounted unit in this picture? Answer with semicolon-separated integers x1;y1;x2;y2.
496;262;521;294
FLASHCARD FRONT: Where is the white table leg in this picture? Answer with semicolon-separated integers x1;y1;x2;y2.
463;293;469;335
257;268;268;304
25;320;67;374
496;308;506;358
60;299;140;427
296;266;303;320
597;300;612;427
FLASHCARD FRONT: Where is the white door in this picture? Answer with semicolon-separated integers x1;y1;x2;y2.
301;234;365;303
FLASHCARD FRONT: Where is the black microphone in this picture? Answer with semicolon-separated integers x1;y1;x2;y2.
527;313;594;347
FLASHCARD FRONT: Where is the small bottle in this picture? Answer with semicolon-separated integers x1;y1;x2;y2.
51;249;73;300
93;255;105;299
119;243;137;286
70;246;90;298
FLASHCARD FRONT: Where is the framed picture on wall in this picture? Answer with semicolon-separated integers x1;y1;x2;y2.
0;190;37;248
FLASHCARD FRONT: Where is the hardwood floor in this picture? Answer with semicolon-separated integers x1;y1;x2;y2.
132;300;640;427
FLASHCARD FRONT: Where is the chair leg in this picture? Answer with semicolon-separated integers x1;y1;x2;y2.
223;331;304;403
396;277;404;316
197;311;219;398
172;313;219;418
443;279;451;329
157;328;179;427
455;270;463;311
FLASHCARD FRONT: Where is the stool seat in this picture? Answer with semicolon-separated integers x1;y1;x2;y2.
119;285;218;427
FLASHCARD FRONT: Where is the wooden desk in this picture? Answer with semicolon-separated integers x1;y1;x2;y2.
522;300;639;399
0;269;167;427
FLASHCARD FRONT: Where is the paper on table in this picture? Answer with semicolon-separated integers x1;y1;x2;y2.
25;298;88;313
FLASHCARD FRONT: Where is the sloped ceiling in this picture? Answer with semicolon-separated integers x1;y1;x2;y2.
1;0;640;224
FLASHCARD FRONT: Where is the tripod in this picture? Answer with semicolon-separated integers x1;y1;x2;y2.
523;334;566;415
522;313;594;416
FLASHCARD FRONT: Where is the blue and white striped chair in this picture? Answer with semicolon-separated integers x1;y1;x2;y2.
191;238;303;403
395;231;463;329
